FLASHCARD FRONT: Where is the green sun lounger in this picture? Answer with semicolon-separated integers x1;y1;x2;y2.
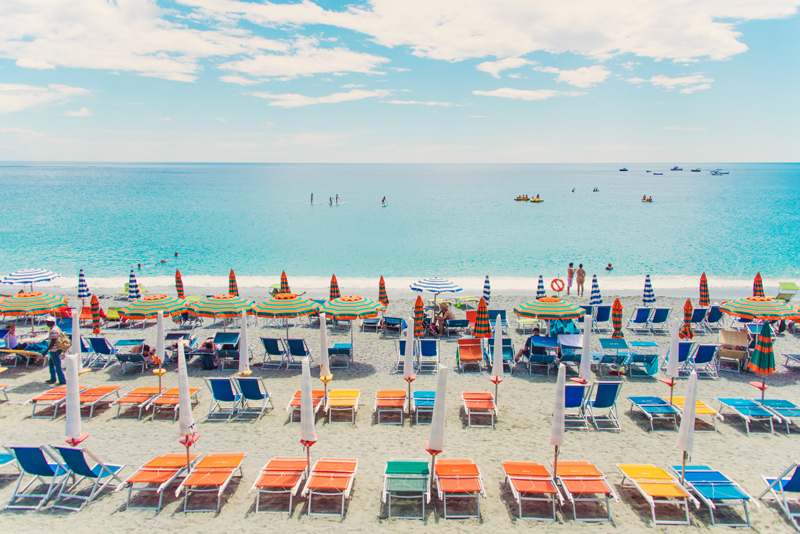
382;459;431;520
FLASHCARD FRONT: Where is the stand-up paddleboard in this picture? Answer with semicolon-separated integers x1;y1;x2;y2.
330;202;347;206
305;202;324;205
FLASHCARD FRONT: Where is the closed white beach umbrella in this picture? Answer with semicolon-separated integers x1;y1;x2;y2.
676;371;699;483
404;317;415;381
238;311;249;376
579;312;592;381
300;358;316;444
428;365;448;452
482;275;491;306
319;312;331;380
177;342;195;438
156;311;165;369
491;315;504;402
551;363;567;479
64;353;82;443
70;308;83;373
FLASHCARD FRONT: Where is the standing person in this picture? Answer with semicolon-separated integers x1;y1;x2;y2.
576;263;586;297
567;262;575;296
311;193;314;204
335;194;339;205
381;196;386;206
45;316;66;385
329;197;333;206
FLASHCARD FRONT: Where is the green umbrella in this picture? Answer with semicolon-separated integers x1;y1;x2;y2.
749;322;776;403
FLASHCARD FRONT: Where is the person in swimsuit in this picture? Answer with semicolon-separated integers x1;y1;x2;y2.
606;263;613;271
329;197;333;206
381;196;386;206
567;262;575;296
336;194;339;204
576;263;586;297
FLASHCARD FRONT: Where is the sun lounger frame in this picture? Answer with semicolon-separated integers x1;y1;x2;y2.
302;458;358;518
758;461;800;530
759;399;800;435
717;398;776;435
110;387;161;420
618;463;698;526
5;446;71;510
382;458;430;520
669;464;756;527
436;459;486;519
249;457;307;514
179;453;246;513
51;446;126;511
462;391;497;428
146;387;201;421
26;385;89;420
501;461;561;521
124;453;200;511
374;390;406;425
669;396;723;432
555;461;619;522
628;396;680;432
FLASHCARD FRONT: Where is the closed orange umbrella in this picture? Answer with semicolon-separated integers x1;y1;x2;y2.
414;295;425;337
229;269;239;296
280;271;290;294
330;274;341;301
90;295;101;334
753;272;765;297
473;298;491;338
378;276;389;306
611;298;624;339
699;273;709;307
679;299;694;340
175;270;185;299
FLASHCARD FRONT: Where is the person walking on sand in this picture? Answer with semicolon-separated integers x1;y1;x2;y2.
567;262;575;296
44;316;66;385
576;263;586;297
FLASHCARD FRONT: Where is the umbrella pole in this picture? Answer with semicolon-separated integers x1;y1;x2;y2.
306;443;311;477
680;450;687;484
553;445;559;485
669;379;675;404
407;379;412;415
761;374;767;404
350;323;354;360
494;380;499;405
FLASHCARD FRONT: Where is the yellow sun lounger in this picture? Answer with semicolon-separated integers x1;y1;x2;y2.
670;396;724;432
618;464;699;525
326;389;360;423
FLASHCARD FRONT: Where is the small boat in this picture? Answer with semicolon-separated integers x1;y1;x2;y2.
691;168;701;172
710;169;722;176
514;195;529;201
646;170;651;173
530;198;543;203
670;166;682;171
653;172;663;175
619;167;628;171
642;199;653;203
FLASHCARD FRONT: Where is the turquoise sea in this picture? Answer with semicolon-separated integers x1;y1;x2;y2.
1;162;798;294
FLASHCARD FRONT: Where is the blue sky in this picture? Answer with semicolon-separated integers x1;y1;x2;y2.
1;0;798;162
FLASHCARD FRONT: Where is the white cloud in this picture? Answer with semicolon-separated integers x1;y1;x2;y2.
219;75;261;86
533;65;610;87
508;73;521;79
64;107;91;116
472;88;585;100
477;57;532;78
621;61;641;71
680;83;712;94
341;84;365;88
0;83;89;114
628;73;714;93
389;67;410;72
383;100;460;106
251;89;392;108
660;126;706;130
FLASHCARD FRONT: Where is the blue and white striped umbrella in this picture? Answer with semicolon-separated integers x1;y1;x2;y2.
643;274;656;306
128;269;140;301
77;269;90;300
409;277;463;294
1;268;61;289
482;275;491;305
536;275;546;299
590;274;603;305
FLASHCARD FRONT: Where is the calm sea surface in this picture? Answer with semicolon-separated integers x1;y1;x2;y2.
1;162;798;287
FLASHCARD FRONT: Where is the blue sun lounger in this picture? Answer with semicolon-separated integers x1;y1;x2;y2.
593;306;612;332
411;391;435;425
627;396;679;431
669;465;757;527
626;307;653;333
760;399;800;435
86;337;119;370
488;310;508;333
485;337;514;374
5;446;70;510
51;446;126;511
585;381;622;431
660;341;694;376
647;307;671;334
260;337;286;370
758;462;800;530
717;398;776;435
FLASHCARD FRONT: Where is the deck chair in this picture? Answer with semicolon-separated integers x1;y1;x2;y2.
466;310;477;330
776;282;799;303
393;339;415;374
628;396;679;431
462;391;497;428
5;446;70;510
382;459;430;519
51;446;125;511
285;338;312;371
660;341;694;375
670;396;722;432
555;461;618;522
0;448;19;476
327;389;359;423
584;381;622;431
301;458;358;517
116;350;151;374
517;316;540;334
178;453;246;513
443;319;469;337
525;336;558;376
690;344;720;379
234;377;273;421
558;335;583;371
382;317;405;336
703;305;725;332
123;453;199;511
0;382;9;402
690;308;709;334
626;342;660;378
717;398;775;435
758;462;800;530
250;457;307;514
86;337;118;369
456;338;482;372
627;307;653;333
418;339;440;373
110;387;161;419
78;385;123;419
647;307;671;334
578;305;594;325
409;390;435;425
260;337;286;370
760;399;800;435
374;390;406;425
147;387;201;421
488;309;508;334
670;465;756;527
718;330;749;373
618;464;697;525
435;459;486;519
501;461;560;521
593;306;612;332
27;385;89;419
360;317;381;332
286;389;325;422
485;337;514;374
104;307;125;328
564;384;588;430
205;378;241;422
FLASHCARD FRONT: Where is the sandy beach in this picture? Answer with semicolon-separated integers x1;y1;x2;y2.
1;288;798;533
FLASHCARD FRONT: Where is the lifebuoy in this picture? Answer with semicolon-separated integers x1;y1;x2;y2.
551;279;565;292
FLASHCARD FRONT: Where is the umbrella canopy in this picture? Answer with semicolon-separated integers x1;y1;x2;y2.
719;296;795;321
749;322;776;376
590;274;602;305
611;298;624;339
413;295;425;337
483;275;491;306
0;291;68;316
643;274;656;306
473;297;491;338
514;297;586;321
428;365;448;452
175;270;185;299
1;268;61;290
280;271;291;294
229;269;239;296
90;295;101;334
536;275;546;299
409;277;463;295
579;312;592;381
330;274;341;301
753;272;765;297
300;358;316;444
378;276;389;306
65;354;82;443
176;342;196;438
253;293;320;318
238;311;249;375
78;269;90;300
128;270;140;300
699;273;710;307
119;294;187;320
321;295;385;320
550;363;566;448
678;299;694;340
189;294;253;318
667;318;681;380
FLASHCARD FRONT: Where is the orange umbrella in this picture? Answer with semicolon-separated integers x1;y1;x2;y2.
473;297;491;338
753;272;765;297
175;270;185;299
679;299;694;340
280;271;290;294
699;273;709;307
378;276;389;306
330;274;341;301
611;298;624;339
90;295;101;334
413;295;425;337
229;269;239;296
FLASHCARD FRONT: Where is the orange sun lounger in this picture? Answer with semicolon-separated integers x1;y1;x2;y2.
0;383;9;402
110;386;162;420
326;390;360;423
554;461;619;522
78;385;123;419
502;461;562;521
618;464;699;525
435;459;487;519
178;453;246;513
374;390;407;425
146;387;201;421
462;391;497;428
456;338;483;372
285;389;325;422
122;453;200;511
26;385;89;419
301;458;358;517
249;457;308;514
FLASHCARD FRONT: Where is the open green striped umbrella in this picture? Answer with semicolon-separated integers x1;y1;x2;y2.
90;295;101;334
120;294;187;320
0;291;68;316
611;298;624;339
253;293;320;338
321;295;386;356
514;297;586;320
473;297;491;338
378;276;389;306
175;270;185;299
414;295;425;337
753;272;765;297
330;274;341;301
719;296;794;321
280;271;291;294
678;299;694;340
699;273;710;307
749;322;776;402
229;269;239;296
189;294;253;318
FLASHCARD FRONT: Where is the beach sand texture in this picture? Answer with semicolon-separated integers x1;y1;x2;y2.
1;293;798;533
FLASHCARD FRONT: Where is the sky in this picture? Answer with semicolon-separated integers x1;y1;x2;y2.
0;0;799;163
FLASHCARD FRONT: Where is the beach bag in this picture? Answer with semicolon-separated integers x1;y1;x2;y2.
55;332;72;352
201;355;216;370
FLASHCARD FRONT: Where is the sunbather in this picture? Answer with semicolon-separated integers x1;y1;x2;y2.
434;303;455;335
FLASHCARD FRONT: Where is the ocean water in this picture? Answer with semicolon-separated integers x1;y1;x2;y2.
1;162;798;296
